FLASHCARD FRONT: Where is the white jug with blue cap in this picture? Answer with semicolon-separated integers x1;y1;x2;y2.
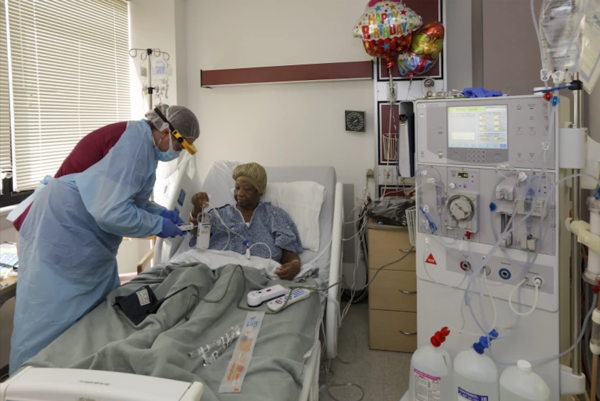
453;331;499;401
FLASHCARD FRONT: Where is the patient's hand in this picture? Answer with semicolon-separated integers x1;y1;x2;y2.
275;262;301;280
191;192;209;214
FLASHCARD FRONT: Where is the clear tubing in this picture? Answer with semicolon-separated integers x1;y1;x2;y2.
483;273;498;331
508;279;540;316
488;294;598;367
531;0;548;74
463;173;599;340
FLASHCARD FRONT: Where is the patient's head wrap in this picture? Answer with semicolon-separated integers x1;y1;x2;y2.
232;163;267;195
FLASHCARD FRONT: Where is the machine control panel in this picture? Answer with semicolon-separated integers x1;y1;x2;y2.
416;96;553;169
448;168;479;191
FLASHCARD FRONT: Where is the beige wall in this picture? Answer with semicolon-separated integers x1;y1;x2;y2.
184;0;377;267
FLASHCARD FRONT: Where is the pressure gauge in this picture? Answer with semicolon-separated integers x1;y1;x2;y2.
449;196;474;221
422;78;435;98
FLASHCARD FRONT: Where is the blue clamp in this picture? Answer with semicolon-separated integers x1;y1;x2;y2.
420;207;438;232
242;240;250;246
594;188;600;200
551;96;560;106
490;202;497;212
473;330;498;354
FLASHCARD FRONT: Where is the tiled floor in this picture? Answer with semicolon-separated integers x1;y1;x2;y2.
320;302;411;401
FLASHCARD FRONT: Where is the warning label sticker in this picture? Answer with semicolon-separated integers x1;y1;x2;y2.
414;369;441;401
425;253;437;265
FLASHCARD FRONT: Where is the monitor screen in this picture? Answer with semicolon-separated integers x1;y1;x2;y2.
448;105;508;149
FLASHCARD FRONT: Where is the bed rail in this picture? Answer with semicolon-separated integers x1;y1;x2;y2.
325;182;343;360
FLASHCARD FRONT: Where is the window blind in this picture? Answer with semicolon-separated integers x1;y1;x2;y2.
0;0;10;175
7;0;130;192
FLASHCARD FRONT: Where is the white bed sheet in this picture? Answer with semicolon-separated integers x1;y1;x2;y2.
170;237;318;281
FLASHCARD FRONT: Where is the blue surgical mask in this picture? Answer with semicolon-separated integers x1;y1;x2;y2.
154;135;181;162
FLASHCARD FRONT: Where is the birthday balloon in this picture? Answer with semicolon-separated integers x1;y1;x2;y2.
354;0;423;68
398;22;445;76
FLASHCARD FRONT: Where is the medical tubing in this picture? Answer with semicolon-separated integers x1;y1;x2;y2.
508;279;540;316
248;242;273;262
489;293;598;367
477;276;492;333
466;171;597;295
466;168;564;338
464;171;545;336
249;246;415;316
286;247;415;300
422;243;469;289
324;360;366;401
531;0;547;73
483;273;498;331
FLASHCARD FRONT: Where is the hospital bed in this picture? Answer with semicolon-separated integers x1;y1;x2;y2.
0;160;343;401
156;160;344;400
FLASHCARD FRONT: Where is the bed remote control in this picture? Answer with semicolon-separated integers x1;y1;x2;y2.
267;288;311;311
247;285;289;307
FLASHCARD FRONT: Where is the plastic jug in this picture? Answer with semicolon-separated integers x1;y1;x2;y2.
453;332;499;401
499;360;550;401
408;327;453;401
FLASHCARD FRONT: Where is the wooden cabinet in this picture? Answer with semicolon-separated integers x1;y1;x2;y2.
367;221;417;352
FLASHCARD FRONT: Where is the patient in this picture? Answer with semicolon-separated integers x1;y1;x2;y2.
189;162;303;280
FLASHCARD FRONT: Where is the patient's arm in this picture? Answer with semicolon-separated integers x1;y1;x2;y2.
276;250;301;280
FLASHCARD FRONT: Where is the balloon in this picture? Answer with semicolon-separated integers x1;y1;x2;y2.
354;1;423;67
398;21;445;76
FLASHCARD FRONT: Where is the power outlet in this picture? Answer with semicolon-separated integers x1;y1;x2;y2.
381;167;395;184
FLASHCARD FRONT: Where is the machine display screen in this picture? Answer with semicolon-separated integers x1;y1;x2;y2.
448;105;508;149
458;172;469;178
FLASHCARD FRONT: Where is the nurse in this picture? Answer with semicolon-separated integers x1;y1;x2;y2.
9;105;200;374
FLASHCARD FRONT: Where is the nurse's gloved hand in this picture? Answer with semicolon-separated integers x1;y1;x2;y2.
158;218;185;238
160;209;184;225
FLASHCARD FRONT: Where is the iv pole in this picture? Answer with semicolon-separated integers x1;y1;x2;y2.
129;48;171;110
572;72;583;377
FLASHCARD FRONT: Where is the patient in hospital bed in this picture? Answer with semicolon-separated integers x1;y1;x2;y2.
184;162;304;280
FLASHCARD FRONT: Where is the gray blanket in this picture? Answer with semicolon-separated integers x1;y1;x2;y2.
25;263;322;401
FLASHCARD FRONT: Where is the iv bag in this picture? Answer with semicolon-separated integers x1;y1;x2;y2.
579;2;600;93
539;0;581;72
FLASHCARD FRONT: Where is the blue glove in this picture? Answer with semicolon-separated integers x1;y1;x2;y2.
160;209;184;225
158;218;185;238
462;87;503;98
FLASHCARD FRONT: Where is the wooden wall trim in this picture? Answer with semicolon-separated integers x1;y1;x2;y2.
201;61;373;87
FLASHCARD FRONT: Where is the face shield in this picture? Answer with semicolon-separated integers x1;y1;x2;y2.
152;107;197;156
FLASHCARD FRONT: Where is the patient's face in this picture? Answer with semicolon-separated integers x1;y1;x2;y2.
234;181;260;209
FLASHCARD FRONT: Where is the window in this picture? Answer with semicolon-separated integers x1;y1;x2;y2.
0;0;130;206
0;0;10;193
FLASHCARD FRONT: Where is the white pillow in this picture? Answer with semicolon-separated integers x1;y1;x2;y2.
228;181;325;251
262;181;324;252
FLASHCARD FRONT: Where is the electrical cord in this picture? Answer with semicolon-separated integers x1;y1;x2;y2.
323;359;365;401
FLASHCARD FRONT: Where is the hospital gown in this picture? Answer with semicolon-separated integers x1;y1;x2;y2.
191;203;302;261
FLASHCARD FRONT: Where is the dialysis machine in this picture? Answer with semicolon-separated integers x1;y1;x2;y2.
415;95;569;399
